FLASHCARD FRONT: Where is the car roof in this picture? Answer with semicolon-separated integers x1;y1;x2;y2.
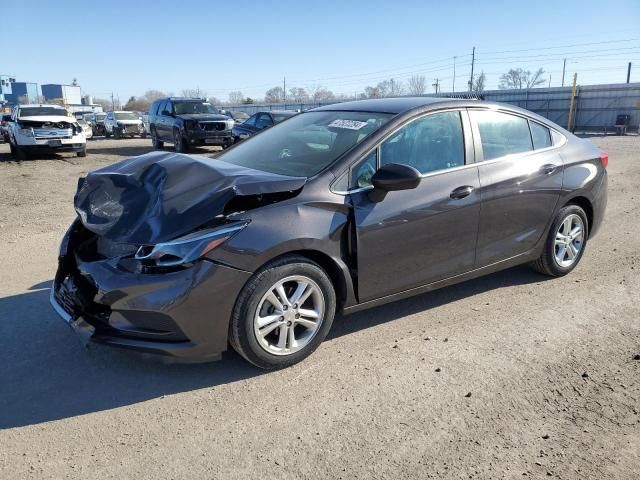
310;97;466;114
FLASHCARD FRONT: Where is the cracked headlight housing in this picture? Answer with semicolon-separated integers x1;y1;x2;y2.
134;222;248;267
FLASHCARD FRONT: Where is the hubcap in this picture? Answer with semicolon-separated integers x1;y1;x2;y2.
554;214;585;268
254;275;324;356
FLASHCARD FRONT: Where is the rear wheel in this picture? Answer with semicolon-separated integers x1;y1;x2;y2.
229;256;336;369
529;204;588;277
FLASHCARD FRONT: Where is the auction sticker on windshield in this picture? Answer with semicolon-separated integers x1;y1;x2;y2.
328;119;369;130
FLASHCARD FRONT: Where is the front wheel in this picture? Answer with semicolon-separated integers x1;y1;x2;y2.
229;256;336;369
529;204;588;277
151;127;163;149
76;147;87;158
173;129;188;153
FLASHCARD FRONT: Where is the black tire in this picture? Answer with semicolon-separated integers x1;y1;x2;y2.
229;255;337;370
105;129;111;138
76;147;87;158
11;142;27;160
114;127;121;139
151;127;163;149
173;129;188;153
529;204;589;277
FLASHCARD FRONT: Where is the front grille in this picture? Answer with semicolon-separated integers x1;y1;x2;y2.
33;128;73;139
200;121;227;132
123;125;140;134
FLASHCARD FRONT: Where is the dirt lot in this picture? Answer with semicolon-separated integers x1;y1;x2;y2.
0;136;638;479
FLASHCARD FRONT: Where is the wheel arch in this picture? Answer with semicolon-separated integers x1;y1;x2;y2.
563;195;593;236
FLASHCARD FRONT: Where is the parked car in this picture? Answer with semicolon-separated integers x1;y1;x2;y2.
7;104;86;159
141;112;150;135
51;97;607;369
85;112;107;137
1;113;11;142
77;119;93;139
232;110;296;143
104;111;146;139
148;97;234;152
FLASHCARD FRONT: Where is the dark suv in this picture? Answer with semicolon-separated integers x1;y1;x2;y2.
148;97;234;152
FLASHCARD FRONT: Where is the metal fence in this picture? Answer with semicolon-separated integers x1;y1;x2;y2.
225;82;640;133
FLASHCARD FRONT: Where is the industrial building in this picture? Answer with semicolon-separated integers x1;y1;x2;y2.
41;84;82;105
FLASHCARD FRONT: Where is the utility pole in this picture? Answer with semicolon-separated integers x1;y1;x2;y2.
283;76;286;103
627;62;632;83
561;58;566;87
110;92;114;111
548;74;552;88
469;47;475;92
432;78;440;94
452;56;456;92
567;73;578;132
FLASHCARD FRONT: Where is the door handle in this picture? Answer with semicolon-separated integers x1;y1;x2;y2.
450;185;475;199
540;163;558;175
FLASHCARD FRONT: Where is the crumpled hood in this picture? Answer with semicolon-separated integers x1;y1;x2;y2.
177;113;230;122
18;115;76;124
74;151;306;244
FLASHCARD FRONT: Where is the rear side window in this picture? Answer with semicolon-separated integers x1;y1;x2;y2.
243;114;257;127
530;121;552;149
256;113;274;129
471;110;533;160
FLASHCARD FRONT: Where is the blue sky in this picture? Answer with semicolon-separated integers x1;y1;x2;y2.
3;0;639;102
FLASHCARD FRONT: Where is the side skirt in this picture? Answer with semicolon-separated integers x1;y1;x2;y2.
342;248;540;315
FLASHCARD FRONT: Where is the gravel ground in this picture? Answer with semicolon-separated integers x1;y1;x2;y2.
0;136;638;479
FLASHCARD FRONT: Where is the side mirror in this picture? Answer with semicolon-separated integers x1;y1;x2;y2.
162;110;173;117
369;163;421;202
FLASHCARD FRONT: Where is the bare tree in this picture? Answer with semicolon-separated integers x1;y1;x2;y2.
407;75;427;95
472;71;486;93
93;98;113;111
181;88;207;98
265;86;285;103
124;96;151;111
228;91;244;105
288;87;309;102
499;68;545;89
143;90;166;102
363;78;405;98
312;87;335;101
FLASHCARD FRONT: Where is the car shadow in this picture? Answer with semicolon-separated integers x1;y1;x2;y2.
0;265;546;429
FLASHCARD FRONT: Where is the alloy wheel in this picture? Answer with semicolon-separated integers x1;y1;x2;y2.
253;275;325;356
554;213;585;268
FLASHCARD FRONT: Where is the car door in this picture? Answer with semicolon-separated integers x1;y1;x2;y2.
158;100;173;140
350;110;481;302
469;109;563;266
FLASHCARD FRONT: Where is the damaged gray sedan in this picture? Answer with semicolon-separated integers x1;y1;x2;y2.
51;98;607;369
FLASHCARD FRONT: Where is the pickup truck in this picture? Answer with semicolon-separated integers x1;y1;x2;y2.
7;104;86;159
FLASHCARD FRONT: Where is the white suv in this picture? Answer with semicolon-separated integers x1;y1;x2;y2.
104;111;146;138
8;104;86;159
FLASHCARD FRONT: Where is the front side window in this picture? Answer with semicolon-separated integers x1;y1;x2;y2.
220;111;392;177
470;110;533;160
380;111;465;174
530;121;552;149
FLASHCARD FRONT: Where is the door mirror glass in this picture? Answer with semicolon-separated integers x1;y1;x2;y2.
370;163;421;202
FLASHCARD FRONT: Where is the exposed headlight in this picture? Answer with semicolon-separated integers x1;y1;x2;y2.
134;222;248;267
226;120;234;129
18;127;34;137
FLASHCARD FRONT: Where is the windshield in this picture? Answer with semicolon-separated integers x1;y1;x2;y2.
174;102;219;115
96;114;106;121
219;111;393;177
114;112;139;120
19;107;69;117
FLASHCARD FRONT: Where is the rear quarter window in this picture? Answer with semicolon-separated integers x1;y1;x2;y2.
530;121;552;149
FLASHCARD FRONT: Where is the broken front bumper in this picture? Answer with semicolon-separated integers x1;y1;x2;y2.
50;229;252;361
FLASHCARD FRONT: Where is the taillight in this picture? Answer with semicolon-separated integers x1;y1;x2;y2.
600;152;609;169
